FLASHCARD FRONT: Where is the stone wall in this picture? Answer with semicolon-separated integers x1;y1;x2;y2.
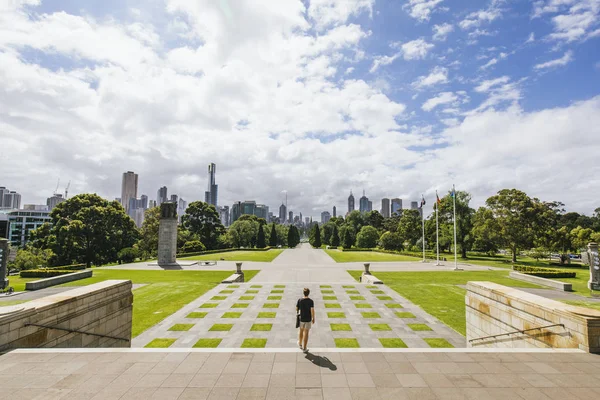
158;217;178;265
0;280;133;351
466;281;600;353
25;270;93;290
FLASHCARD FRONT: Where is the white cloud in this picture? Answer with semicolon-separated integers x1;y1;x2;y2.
534;50;574;69
480;58;498;70
533;0;600;42
459;8;502;30
422;92;458;111
474;76;511;92
392;38;434;60
526;32;535;43
470;78;522;113
307;0;374;30
412;66;449;88
369;53;400;73
432;23;454;41
404;0;445;22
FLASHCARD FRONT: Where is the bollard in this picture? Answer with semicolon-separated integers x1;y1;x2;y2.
364;263;371;275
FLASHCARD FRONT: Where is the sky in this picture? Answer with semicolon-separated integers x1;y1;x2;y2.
1;0;599;219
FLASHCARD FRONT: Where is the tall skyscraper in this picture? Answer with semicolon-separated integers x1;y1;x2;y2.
157;186;168;206
359;190;369;213
255;204;269;220
218;205;229;227
231;201;242;224
305;217;310;226
242;201;256;216
47;193;65;211
391;198;402;215
321;211;331;223
0;188;21;210
140;195;148;210
170;194;178;204
121;171;138;213
288;211;293;223
148;200;157;208
279;203;287;223
204;163;218;207
333;206;336;217
368;200;373;212
381;198;390;218
347;191;355;214
411;201;419;210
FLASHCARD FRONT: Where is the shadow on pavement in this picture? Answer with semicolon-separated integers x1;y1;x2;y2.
304;352;337;371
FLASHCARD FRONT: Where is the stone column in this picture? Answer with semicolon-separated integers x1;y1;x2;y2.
0;239;8;290
588;243;600;291
158;202;178;266
363;263;371;275
235;262;245;282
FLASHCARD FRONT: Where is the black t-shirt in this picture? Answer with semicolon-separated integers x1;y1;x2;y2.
296;297;314;322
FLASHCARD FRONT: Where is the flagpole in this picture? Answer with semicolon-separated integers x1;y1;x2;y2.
422;205;425;263
436;192;440;266
453;184;458;271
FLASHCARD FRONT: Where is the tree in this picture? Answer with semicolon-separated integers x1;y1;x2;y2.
180;240;206;253
181;201;225;250
383;213;401;233
256;223;266;248
342;228;353;249
288;225;300;248
437;190;474;258
356;226;379;248
227;220;258;248
11;247;54;271
471;207;500;255
269;224;278;247
117;247;139;263
309;224;322;248
380;231;404;251
365;211;384;230
322;224;333;245
571;226;594;251
137;207;160;259
345;210;365;233
331;224;340;247
397;209;421;248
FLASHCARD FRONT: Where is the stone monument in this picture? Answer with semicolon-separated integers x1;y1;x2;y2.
158;202;178;266
0;238;9;290
587;242;600;291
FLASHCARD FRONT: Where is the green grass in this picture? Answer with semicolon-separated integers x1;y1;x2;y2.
562;300;600;311
349;296;365;301
324;303;341;308
199;303;219;308
241;338;267;348
321;290;334;294
169;323;194;331
342;285;355;288
193;338;222;348
325;249;420;263
227;285;240;288
347;270;543;336
186;312;208;318
408;323;432;331
245;290;259;294
209;324;233;331
395;312;416;318
369;324;392;331
220;290;234;294
345;290;360;294
361;312;380;318
231;303;249;308
239;296;255;300
180;249;284;262
334;338;360;348
379;338;408;348
424;338;454;348
274;285;286;288
355;303;372;308
263;303;279;308
251;285;263;288
330;323;352;331
320;285;332;288
257;312;276;318
210;296;227;301
222;312;242;318
250;324;273;331
270;290;284;294
327;312;346;318
144;338;176;348
385;303;403;309
370;290;385;294
267;296;282;300
323;296;337;300
377;296;393;301
366;285;378;288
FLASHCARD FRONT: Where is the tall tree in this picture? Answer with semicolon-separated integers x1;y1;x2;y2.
380;231;404;251
356;226;379;248
342;228;353;249
310;224;322;248
256;223;266;248
438;190;474;258
331;224;340;247
365;211;384;230
181;201;225;250
322;223;333;245
227;220;258;248
137;207;160;258
288;225;300;248
471;207;500;255
397;209;421;249
269;223;278;247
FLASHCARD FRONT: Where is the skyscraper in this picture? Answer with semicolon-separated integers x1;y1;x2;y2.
204;163;218;207
170;194;178;204
391;198;402;215
121;171;138;213
411;201;418;210
140;195;148;210
255;204;269;220
157;186;168;206
218;205;229;227
46;193;65;211
381;198;390;218
368;200;373;212
242;201;256;216
231;201;242;224
359;190;369;213
279;203;287;223
347;191;355;214
333;206;336;217
288;211;293;223
321;211;331;223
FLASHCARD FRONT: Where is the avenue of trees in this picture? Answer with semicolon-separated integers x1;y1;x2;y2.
10;188;600;269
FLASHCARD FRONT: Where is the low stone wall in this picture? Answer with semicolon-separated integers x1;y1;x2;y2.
509;271;572;291
361;273;383;284
466;281;600;353
0;280;133;351
25;270;93;290
221;273;244;284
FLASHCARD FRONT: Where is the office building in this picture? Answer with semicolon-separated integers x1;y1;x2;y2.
279;203;287;224
1;208;51;247
148;200;157;208
288;211;293;223
411;201;418;210
368;200;373;212
0;187;9;207
255;204;269;220
359;190;369;213
157;186;168;206
268;212;274;223
305;217;310;226
242;201;256;216
47;193;65;211
140;195;148;210
204;163;218;207
121;171;138;213
381;198;390;218
0;187;21;210
170;194;178;204
178;199;188;223
333;206;336;218
321;211;331;224
218;206;229;227
347;191;355;214
231;202;242;224
391;198;402;215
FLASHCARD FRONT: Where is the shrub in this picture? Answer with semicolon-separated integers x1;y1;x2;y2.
379;231;404;251
46;263;86;271
356;226;380;249
117;247;139;263
20;269;74;278
513;265;576;278
181;240;206;253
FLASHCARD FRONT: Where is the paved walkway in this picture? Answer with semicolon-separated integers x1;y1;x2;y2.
1;349;599;399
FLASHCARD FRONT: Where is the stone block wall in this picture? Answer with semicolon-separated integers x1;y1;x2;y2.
466;281;600;353
25;270;93;290
0;280;133;351
158;218;178;265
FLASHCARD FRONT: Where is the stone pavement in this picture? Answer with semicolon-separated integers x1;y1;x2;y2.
1;349;599;399
132;283;464;349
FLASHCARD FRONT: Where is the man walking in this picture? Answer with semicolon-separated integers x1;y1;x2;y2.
296;287;315;352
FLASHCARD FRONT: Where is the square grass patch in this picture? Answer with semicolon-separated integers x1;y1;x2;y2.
330;323;352;331
220;290;234;294
211;296;227;301
222;312;242;318
199;303;218;308
239;296;255;300
267;295;282;300
274;285;286;288
227;285;240;288
385;303;403;309
327;312;346;318
263;303;280;308
350;295;365;301
323;296;337;300
395;312;416;318
342;285;355;288
193;338;222;348
408;323;432;331
321;290;334;294
320;285;332;288
370;290;385;294
144;338;176;348
334;338;360;348
379;338;408;348
245;290;259;294
251;285;263;288
186;312;208;319
257;312;276;318
366;285;378;289
424;338;454;348
354;303;372;309
241;338;267;348
361;312;381;318
345;290;360;294
209;324;234;332
369;324;392;331
231;303;249;309
250;323;273;331
377;296;393;301
168;324;194;331
270;290;284;294
324;303;341;309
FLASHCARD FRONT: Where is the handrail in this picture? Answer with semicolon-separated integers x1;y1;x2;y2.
25;323;129;342
468;323;565;343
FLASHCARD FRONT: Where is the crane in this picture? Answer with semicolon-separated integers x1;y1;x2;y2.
54;178;60;196
65;181;71;199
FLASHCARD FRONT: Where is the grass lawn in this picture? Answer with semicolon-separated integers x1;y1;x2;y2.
330;323;352;331
144;338;176;348
355;303;372;308
323;296;337;300
222;312;243;318
209;324;233;331
193;338;222;348
274;285;285;288
369;324;391;331
263;303;279;308
347;270;542;336
241;338;267;348
424;338;454;348
180;249;284;262
395;312;416;318
379;338;408;348
250;324;273;331
186;312;208;319
325;249;420;263
349;296;365;301
327;312;346;318
267;296;282;300
408;323;432;331
232;303;249;308
361;312;380;318
0;299;30;307
385;303;403;309
200;303;219;308
324;303;341;309
239;296;255;300
562;300;600;311
320;285;332;288
257;312;276;318
334;338;360;348
169;324;194;331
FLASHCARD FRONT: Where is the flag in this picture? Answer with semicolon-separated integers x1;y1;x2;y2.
419;195;426;208
451;185;456;198
436;191;441;205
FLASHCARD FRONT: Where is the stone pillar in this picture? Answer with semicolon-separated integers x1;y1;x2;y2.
158;202;178;266
363;263;371;275
0;239;8;290
588;243;600;291
235;262;245;282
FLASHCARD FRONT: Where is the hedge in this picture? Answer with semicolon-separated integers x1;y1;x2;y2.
46;264;86;271
20;269;76;278
177;247;273;258
513;265;576;279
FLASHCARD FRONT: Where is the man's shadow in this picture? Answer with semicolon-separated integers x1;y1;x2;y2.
304;351;337;371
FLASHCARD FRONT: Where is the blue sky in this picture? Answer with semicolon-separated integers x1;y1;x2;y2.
1;0;599;217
